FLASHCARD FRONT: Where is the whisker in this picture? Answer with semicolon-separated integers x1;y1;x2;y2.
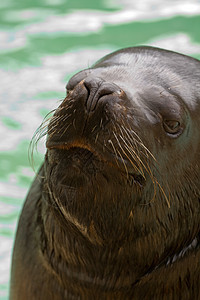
156;180;171;208
60;123;72;138
117;129;145;175
113;132;129;178
113;121;168;205
95;132;99;144
120;141;145;178
118;124;158;182
116;148;129;179
120;122;156;161
107;139;120;168
28;109;63;171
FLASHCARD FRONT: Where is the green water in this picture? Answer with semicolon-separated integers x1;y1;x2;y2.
1;0;200;299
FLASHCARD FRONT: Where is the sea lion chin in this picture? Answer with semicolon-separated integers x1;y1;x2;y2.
10;46;200;300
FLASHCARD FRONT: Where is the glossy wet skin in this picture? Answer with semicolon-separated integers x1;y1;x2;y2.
10;47;200;299
43;47;200;284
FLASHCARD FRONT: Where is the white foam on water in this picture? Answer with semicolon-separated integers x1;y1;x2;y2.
0;237;13;284
149;33;200;54
0;31;27;52
0;201;17;215
0;182;27;199
1;1;200;53
108;0;200;15
14;2;200;34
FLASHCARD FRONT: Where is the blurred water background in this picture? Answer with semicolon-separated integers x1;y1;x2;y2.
0;0;200;299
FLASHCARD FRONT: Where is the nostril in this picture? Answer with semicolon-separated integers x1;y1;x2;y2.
83;77;105;112
84;77;103;91
84;81;91;100
83;77;121;113
83;77;103;104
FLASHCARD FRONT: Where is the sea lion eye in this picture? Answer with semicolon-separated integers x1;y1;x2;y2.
163;120;181;134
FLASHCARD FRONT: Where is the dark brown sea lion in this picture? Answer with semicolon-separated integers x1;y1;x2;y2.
10;46;200;300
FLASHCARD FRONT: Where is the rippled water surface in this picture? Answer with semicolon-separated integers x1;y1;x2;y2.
1;0;200;299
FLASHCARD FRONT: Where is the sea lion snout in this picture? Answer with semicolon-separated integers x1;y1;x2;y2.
83;76;122;113
46;75;127;149
66;75;123;117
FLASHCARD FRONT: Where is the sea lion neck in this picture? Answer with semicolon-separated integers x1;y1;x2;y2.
40;171;200;292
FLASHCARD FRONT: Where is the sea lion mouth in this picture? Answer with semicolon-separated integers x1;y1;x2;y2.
47;141;100;159
47;142;146;186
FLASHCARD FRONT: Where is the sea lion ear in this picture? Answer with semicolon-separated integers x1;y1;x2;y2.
66;70;90;91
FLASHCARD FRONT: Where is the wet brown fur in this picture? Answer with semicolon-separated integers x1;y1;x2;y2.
10;46;200;300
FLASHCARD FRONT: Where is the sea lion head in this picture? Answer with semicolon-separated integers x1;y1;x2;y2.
41;47;200;280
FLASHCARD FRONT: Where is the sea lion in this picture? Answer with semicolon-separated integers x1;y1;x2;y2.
10;46;200;300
